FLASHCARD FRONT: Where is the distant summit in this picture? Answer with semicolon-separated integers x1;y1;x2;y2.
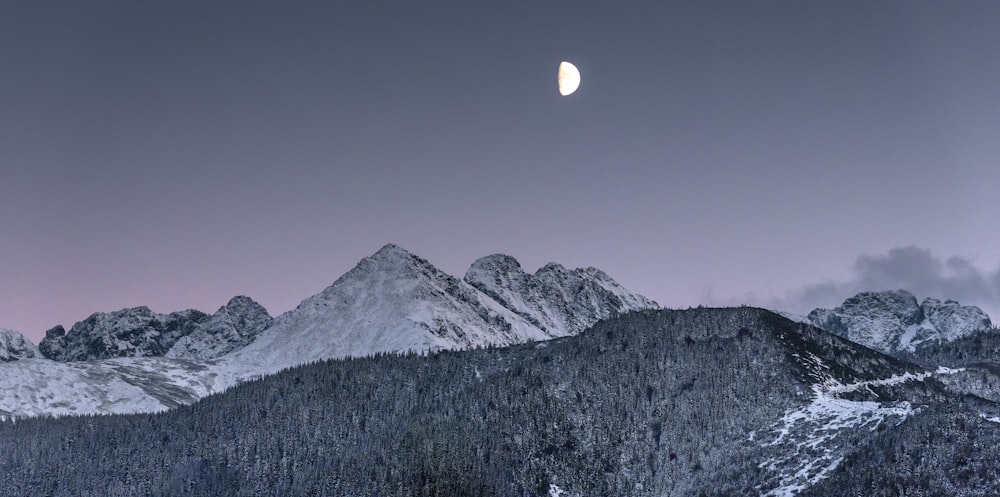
465;253;657;336
165;296;273;360
37;297;273;362
807;289;992;354
39;307;211;361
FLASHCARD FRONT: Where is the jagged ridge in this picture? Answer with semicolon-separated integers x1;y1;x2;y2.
1;243;656;418
807;289;992;355
39;307;211;361
166;296;273;360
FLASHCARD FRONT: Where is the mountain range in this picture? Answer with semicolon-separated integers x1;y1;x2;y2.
2;244;999;495
0;244;655;418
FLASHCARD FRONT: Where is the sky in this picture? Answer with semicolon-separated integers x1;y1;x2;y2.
2;1;999;343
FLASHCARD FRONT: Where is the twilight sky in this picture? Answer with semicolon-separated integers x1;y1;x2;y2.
2;1;999;343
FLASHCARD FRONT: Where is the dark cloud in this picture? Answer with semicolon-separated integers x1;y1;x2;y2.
772;246;1000;320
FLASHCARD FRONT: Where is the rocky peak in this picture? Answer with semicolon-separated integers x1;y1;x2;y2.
367;243;424;268
468;254;524;278
320;244;438;298
464;254;657;337
0;328;39;362
166;296;273;360
45;325;66;340
39;306;211;362
536;262;567;274
920;298;992;340
807;289;992;355
220;296;271;325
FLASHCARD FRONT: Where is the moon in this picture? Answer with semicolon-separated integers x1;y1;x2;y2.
558;61;580;96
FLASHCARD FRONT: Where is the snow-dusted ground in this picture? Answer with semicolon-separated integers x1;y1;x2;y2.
757;351;961;496
0;357;225;420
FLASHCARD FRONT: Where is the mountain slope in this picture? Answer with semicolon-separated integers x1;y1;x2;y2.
0;308;974;497
801;399;1000;497
0;357;225;420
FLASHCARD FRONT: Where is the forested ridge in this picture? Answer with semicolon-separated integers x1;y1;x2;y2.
1;308;996;496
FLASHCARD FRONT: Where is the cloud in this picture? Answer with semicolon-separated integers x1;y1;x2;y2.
768;246;1000;320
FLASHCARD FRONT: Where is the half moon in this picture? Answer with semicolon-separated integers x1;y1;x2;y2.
558;61;581;96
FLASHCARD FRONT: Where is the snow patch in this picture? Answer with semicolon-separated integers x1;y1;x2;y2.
979;413;1000;424
548;483;579;497
759;360;962;496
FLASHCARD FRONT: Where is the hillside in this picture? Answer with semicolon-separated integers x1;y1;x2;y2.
0;308;982;497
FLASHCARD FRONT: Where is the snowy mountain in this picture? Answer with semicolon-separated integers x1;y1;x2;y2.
806;289;992;354
165;296;273;360
38;307;211;361
0;243;656;418
0;328;39;362
220;244;654;376
464;254;656;338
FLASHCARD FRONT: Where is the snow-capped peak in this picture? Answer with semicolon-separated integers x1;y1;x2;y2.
465;253;657;337
807;289;992;354
220;245;657;378
920;297;992;340
220;245;552;377
165;296;273;360
370;242;415;261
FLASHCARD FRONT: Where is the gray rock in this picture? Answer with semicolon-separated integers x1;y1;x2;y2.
807;289;992;354
166;296;272;360
39;307;211;361
0;328;40;362
464;253;657;338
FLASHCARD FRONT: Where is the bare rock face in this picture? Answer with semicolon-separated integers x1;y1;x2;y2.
920;298;992;341
0;328;40;362
39;307;211;361
166;296;272;360
807;290;992;354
